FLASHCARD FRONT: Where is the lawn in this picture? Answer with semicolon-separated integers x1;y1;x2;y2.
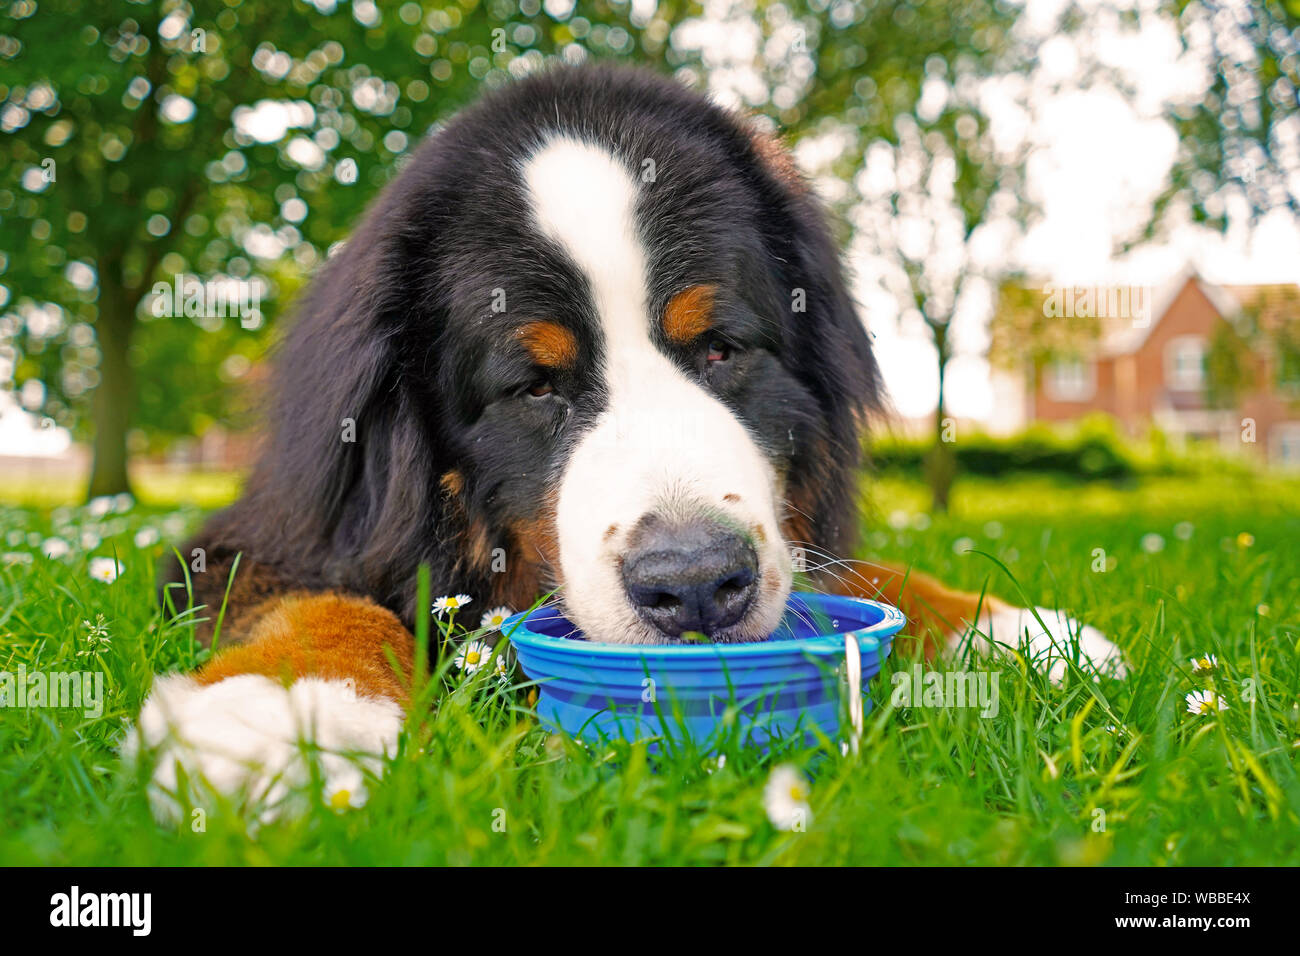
1;471;1298;865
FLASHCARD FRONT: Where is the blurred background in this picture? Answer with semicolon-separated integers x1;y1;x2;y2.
1;0;1298;512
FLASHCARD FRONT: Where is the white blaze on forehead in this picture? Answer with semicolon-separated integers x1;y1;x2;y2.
521;136;791;643
522;138;649;351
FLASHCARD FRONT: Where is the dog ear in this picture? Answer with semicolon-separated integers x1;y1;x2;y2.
746;126;883;558
235;179;452;616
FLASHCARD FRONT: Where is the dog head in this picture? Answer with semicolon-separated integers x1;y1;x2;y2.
242;65;882;643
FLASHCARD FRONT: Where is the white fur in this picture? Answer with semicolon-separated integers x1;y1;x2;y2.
523;137;791;643
122;673;403;825
966;605;1127;682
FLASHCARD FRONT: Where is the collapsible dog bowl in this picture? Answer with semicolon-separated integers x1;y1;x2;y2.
504;593;905;749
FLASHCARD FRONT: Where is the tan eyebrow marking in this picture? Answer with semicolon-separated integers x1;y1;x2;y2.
662;284;717;345
440;469;464;497
515;320;579;369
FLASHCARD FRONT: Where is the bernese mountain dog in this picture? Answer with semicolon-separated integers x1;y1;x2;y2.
127;64;1125;821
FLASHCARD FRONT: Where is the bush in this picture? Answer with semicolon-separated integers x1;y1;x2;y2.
868;416;1256;481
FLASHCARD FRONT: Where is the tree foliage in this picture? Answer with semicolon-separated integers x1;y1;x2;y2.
0;0;694;494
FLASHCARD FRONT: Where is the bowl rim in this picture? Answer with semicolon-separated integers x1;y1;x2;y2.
503;594;907;659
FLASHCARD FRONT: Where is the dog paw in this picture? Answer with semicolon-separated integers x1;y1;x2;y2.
122;673;404;825
981;605;1127;681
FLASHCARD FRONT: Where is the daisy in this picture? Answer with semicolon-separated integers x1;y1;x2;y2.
763;764;812;831
1236;532;1255;549
40;537;71;560
1190;654;1218;673
454;638;491;674
88;557;123;584
87;495;114;518
480;605;513;631
433;593;472;616
133;526;161;548
492;651;514;687
1185;689;1228;716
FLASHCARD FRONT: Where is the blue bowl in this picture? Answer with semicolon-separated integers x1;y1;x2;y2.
504;593;906;750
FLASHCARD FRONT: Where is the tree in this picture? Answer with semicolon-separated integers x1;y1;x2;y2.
1205;284;1300;406
739;0;1298;508
989;279;1108;408
1150;0;1300;234
1;0;694;498
734;0;1051;511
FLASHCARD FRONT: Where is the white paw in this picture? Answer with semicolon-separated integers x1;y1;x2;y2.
122;673;404;825
981;605;1127;681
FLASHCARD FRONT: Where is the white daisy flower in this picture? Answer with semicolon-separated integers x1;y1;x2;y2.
1185;689;1228;716
88;557;124;584
480;605;513;631
492;650;514;686
1190;653;1219;673
763;764;812;831
133;526;161;548
433;593;472;616
454;639;491;674
87;495;114;518
40;537;71;560
1141;533;1165;553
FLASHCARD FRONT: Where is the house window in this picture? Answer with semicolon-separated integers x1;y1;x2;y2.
1273;423;1300;469
1278;344;1300;392
1044;359;1095;402
1165;336;1207;390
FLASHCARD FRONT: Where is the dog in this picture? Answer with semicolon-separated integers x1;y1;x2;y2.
127;64;1125;821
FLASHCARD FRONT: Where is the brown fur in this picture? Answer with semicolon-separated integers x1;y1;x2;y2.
515;320;579;369
500;506;561;609
170;558;295;648
811;560;1010;661
662;284;716;345
194;592;417;704
748;127;805;193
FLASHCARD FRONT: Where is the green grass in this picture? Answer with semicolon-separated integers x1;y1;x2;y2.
1;472;1298;865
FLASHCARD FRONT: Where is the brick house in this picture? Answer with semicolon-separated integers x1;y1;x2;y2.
1026;271;1300;468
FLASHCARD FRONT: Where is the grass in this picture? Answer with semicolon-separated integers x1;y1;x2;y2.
1;470;1298;865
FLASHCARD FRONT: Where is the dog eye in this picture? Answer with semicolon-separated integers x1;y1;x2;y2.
526;378;554;398
705;338;731;363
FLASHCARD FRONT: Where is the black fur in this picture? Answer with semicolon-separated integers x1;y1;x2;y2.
175;63;882;638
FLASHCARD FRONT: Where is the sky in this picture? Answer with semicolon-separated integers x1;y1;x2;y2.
4;0;1298;455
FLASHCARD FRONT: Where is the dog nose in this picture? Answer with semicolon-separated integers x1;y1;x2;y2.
621;515;759;639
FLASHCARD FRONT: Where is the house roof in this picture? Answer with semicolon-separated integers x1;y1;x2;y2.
1098;270;1299;357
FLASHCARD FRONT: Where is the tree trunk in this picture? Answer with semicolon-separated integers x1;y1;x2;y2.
88;261;136;500
926;324;955;513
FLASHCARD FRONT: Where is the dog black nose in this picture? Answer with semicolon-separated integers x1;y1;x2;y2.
621;515;759;639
